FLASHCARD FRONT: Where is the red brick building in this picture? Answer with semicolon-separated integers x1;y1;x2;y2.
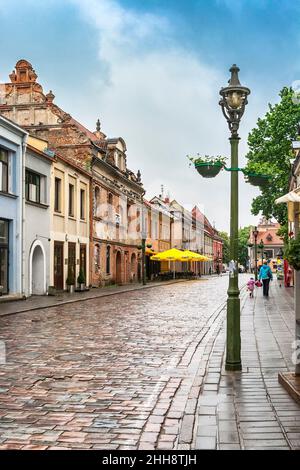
0;60;144;286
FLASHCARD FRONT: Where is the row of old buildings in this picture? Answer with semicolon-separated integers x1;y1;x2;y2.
0;60;223;298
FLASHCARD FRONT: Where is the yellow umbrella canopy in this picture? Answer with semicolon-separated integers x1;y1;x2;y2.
180;250;207;261
150;248;185;261
181;250;211;261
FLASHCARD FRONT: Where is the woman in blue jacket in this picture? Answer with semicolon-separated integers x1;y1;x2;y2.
259;261;273;297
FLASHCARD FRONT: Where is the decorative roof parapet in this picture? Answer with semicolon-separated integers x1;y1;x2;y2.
9;59;38;83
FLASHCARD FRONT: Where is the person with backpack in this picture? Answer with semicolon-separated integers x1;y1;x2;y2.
259;261;273;297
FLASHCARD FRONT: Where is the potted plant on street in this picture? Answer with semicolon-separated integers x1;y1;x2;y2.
284;233;300;270
66;268;75;294
48;285;56;296
77;269;86;292
188;154;226;178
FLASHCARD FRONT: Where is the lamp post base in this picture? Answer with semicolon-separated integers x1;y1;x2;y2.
225;361;242;371
225;292;241;371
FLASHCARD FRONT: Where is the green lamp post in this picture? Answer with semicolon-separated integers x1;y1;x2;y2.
219;64;250;371
258;239;265;267
252;226;259;281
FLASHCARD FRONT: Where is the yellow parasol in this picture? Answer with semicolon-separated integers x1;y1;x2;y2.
150;248;189;279
180;250;209;261
150;248;185;261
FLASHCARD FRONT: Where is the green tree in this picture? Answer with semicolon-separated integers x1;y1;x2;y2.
219;231;230;264
238;226;251;268
245;87;300;226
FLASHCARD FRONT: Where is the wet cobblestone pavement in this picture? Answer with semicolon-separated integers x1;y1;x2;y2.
0;275;299;450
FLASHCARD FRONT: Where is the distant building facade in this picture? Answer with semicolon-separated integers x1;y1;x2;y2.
248;218;284;272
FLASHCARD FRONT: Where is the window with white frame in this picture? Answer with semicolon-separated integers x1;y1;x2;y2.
80;188;86;220
25;170;41;203
0;149;8;193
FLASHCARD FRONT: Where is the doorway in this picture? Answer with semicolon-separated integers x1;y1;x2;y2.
116;251;122;284
80;244;86;281
30;241;46;295
54;242;64;290
68;242;76;284
131;253;137;282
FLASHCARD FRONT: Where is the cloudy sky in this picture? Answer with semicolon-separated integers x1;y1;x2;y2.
1;0;299;231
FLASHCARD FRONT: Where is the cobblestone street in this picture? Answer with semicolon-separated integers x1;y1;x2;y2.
0;275;299;450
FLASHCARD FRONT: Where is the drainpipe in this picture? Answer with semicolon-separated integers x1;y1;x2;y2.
21;134;28;298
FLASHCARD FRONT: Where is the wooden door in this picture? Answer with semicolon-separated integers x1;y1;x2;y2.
54;242;64;290
80;244;86;280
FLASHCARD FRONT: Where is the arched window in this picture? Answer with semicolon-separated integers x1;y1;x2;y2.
94;244;100;273
94;186;100;218
116;204;123;225
108;193;113;220
106;246;111;274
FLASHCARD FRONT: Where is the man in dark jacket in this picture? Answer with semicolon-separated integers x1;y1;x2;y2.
259;261;273;297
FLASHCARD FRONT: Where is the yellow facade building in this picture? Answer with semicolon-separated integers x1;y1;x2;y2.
50;154;90;291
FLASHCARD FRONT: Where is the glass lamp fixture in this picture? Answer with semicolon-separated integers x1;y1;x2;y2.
219;64;250;136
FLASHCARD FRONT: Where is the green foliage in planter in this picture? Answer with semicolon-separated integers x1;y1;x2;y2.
66;267;75;286
77;269;86;285
284;233;300;270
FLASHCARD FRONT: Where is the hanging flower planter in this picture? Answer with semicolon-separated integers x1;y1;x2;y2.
245;173;270;187
187;154;226;178
195;162;224;178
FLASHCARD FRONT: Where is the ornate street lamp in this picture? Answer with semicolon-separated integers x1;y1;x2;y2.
252;226;259;281
219;64;250;371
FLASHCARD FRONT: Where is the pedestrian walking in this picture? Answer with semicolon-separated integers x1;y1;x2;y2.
247;277;255;298
259;261;273;297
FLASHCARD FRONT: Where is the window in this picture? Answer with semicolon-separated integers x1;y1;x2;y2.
106;246;111;274
0;219;8;244
116;152;124;171
94;244;100;274
0;149;8;193
0;219;9;294
25;170;41;203
108;193;113;220
68;183;74;217
264;249;274;259
94;186;100;217
80;189;86;220
153;219;158;240
54;177;61;212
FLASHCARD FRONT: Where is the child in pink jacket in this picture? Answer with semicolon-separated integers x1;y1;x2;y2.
247;277;255;298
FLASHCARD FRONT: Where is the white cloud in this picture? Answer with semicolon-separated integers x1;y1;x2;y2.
71;0;251;231
70;0;264;231
2;0;261;231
